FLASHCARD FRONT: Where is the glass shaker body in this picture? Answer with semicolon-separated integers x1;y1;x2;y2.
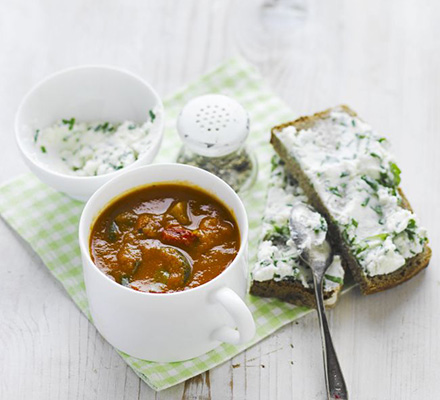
176;94;257;193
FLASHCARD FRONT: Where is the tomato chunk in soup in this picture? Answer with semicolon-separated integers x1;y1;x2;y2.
90;184;240;293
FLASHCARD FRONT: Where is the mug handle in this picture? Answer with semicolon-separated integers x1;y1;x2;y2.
211;287;256;345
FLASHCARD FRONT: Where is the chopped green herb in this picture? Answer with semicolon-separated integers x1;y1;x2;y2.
366;233;388;242
370;152;381;159
274;225;290;236
351;218;358;228
356;133;366;139
361;197;370;207
342;229;355;245
361;175;378;191
351;119;356;127
94;124;102;132
378;137;387;143
314;217;327;234
40;146;47;153
405;219;417;241
329;186;342;197
389;162;401;187
371;204;383;217
34;129;40;143
407;219;416;229
62;117;75;130
101;122;109;131
325;274;343;285
149;109;156;122
355;242;369;255
340;171;349;178
128;124;136;130
270;155;282;172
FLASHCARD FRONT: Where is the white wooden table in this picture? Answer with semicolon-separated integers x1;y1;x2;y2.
1;0;439;398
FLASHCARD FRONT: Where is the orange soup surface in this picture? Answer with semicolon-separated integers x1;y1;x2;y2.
90;184;240;293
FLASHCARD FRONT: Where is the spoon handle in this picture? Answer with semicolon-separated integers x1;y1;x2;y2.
313;274;349;400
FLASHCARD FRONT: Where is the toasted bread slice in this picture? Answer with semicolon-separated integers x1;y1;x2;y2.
271;105;431;295
251;278;341;308
250;156;345;308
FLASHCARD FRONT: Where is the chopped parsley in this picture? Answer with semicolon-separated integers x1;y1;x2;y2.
342;229;355;245
40;146;47;153
405;219;417;241
34;129;40;143
355;242;369;255
389;162;401;187
325;274;343;285
314;217;327;234
329;186;342;197
371;204;383;217
62;118;75;130
149;109;156;122
366;233;388;242
274;225;290;236
361;197;370;207
361;175;378;191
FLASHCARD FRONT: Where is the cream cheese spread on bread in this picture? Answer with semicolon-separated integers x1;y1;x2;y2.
276;109;428;277
252;156;344;292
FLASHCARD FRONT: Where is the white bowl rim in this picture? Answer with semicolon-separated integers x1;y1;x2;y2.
78;163;249;298
14;64;165;182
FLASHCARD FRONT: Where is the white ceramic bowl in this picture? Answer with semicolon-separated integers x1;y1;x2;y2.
15;66;164;201
79;164;255;361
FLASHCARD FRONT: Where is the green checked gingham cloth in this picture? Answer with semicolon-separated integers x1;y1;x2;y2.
0;58;313;391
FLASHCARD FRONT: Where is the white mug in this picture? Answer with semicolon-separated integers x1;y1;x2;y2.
78;163;256;362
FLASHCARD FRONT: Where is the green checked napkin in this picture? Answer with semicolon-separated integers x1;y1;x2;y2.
0;58;314;391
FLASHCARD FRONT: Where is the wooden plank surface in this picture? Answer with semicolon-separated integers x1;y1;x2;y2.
0;0;439;398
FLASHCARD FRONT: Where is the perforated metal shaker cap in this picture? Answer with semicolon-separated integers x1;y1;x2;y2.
177;94;250;157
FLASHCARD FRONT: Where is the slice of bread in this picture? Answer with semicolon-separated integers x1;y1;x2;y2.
250;156;345;308
251;278;341;308
271;105;431;295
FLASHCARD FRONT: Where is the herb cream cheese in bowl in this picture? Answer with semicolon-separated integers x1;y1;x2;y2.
15;66;164;201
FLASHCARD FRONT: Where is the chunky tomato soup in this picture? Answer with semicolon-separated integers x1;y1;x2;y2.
90;184;240;293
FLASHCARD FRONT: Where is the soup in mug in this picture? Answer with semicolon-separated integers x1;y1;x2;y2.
90;183;240;293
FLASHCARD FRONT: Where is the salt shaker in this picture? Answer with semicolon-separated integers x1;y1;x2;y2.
176;94;257;193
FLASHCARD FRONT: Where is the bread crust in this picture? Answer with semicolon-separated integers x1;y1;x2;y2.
270;105;432;295
250;279;339;309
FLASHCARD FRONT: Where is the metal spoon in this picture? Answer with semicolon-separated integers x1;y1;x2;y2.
289;203;348;400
